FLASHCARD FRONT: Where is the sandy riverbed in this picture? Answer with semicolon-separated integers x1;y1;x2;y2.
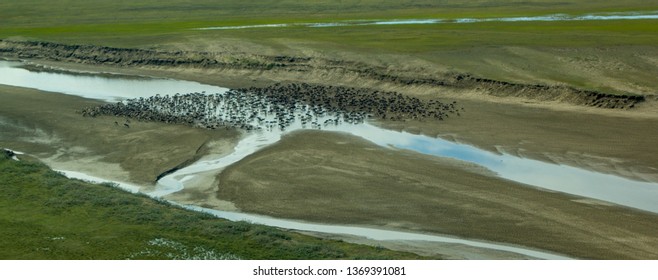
2;60;658;259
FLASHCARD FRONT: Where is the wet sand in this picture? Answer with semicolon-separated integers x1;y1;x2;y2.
0;84;239;185
377;98;658;183
2;62;658;259
16;59;658;184
301;232;539;260
217;130;658;259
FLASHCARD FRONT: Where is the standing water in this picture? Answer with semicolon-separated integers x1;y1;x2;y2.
1;61;657;258
1;60;657;213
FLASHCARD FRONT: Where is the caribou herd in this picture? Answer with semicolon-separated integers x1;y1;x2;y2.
80;83;463;131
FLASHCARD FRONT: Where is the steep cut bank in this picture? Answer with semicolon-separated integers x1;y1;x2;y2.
0;40;645;109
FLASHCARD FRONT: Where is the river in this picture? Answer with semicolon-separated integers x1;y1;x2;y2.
197;11;658;30
2;59;657;259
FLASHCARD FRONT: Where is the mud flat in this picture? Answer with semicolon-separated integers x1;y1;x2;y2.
0;82;572;259
377;98;658;183
217;131;658;259
3;55;658;182
0;84;239;185
2;59;657;260
0;40;647;110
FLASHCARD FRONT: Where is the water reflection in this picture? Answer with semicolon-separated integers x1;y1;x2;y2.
325;124;658;212
2;60;658;213
0;60;225;102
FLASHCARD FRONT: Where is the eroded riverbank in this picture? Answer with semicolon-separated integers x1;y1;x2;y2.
0;40;648;110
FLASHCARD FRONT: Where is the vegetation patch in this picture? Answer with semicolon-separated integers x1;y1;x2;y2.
0;152;421;259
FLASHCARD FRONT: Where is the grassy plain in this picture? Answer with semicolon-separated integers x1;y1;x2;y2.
2;1;656;53
2;1;654;26
0;152;419;259
2;1;656;96
217;130;658;259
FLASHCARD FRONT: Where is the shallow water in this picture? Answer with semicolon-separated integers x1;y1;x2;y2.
5;60;657;258
3;148;24;161
183;204;571;260
57;170;141;193
0;60;225;102
197;11;658;30
2;60;658;213
56;168;570;259
155;120;658;213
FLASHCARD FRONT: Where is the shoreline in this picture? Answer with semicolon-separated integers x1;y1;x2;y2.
1;48;656;260
44;165;572;260
0;40;651;112
4;50;658;182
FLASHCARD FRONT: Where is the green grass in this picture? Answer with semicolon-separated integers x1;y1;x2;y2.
0;153;421;259
204;19;658;53
2;0;655;26
3;18;656;54
1;0;656;51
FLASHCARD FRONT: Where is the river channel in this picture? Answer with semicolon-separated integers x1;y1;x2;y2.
2;60;657;259
197;11;658;30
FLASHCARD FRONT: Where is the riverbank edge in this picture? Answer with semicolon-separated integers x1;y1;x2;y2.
0;151;429;260
0;39;647;111
0;40;652;260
